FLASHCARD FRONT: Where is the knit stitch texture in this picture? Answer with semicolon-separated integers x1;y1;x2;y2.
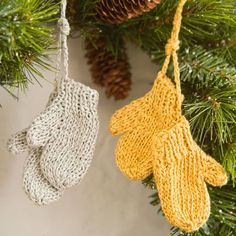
27;80;99;189
110;75;181;180
153;117;227;232
8;88;63;205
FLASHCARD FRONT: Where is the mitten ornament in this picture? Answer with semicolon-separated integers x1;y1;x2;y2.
153;117;227;232
8;87;63;205
110;76;181;180
27;79;99;189
8;0;99;205
109;0;227;232
8;129;63;205
25;0;99;190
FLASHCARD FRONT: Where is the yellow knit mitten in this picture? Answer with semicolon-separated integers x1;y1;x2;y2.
110;75;181;180
110;0;228;232
153;117;227;232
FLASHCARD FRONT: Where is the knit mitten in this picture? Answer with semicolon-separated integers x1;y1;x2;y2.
8;87;63;205
8;129;63;205
26;80;99;189
109;74;181;180
152;117;227;232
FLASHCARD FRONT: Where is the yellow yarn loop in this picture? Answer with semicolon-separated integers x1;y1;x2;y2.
160;0;187;116
165;38;180;56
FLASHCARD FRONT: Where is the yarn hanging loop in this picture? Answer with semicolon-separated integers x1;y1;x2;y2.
159;0;187;115
57;0;70;84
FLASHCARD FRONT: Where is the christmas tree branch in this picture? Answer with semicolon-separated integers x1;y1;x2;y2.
0;0;59;91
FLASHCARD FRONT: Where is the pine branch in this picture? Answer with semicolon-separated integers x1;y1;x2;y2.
111;0;236;61
171;46;236;181
0;0;59;91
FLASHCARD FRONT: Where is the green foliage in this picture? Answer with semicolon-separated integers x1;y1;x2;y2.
177;47;236;182
0;0;59;91
80;0;236;63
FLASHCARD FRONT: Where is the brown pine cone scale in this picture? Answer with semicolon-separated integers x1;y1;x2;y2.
85;36;132;100
96;0;161;24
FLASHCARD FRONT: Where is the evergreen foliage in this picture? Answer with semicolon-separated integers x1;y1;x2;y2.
0;0;58;91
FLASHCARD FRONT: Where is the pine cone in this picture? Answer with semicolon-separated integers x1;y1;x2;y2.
85;36;131;100
96;0;161;24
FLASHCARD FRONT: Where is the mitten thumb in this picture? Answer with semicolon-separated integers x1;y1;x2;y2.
8;129;29;155
203;152;227;186
26;106;61;147
110;98;144;135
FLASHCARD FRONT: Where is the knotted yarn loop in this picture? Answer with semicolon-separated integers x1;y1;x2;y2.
157;0;187;116
58;17;70;36
165;38;180;56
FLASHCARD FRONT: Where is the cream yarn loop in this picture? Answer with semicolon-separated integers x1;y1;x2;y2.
57;0;70;83
58;18;70;36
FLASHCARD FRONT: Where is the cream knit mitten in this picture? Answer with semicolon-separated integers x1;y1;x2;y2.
8;129;63;205
26;80;99;189
8;88;63;205
8;0;99;204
